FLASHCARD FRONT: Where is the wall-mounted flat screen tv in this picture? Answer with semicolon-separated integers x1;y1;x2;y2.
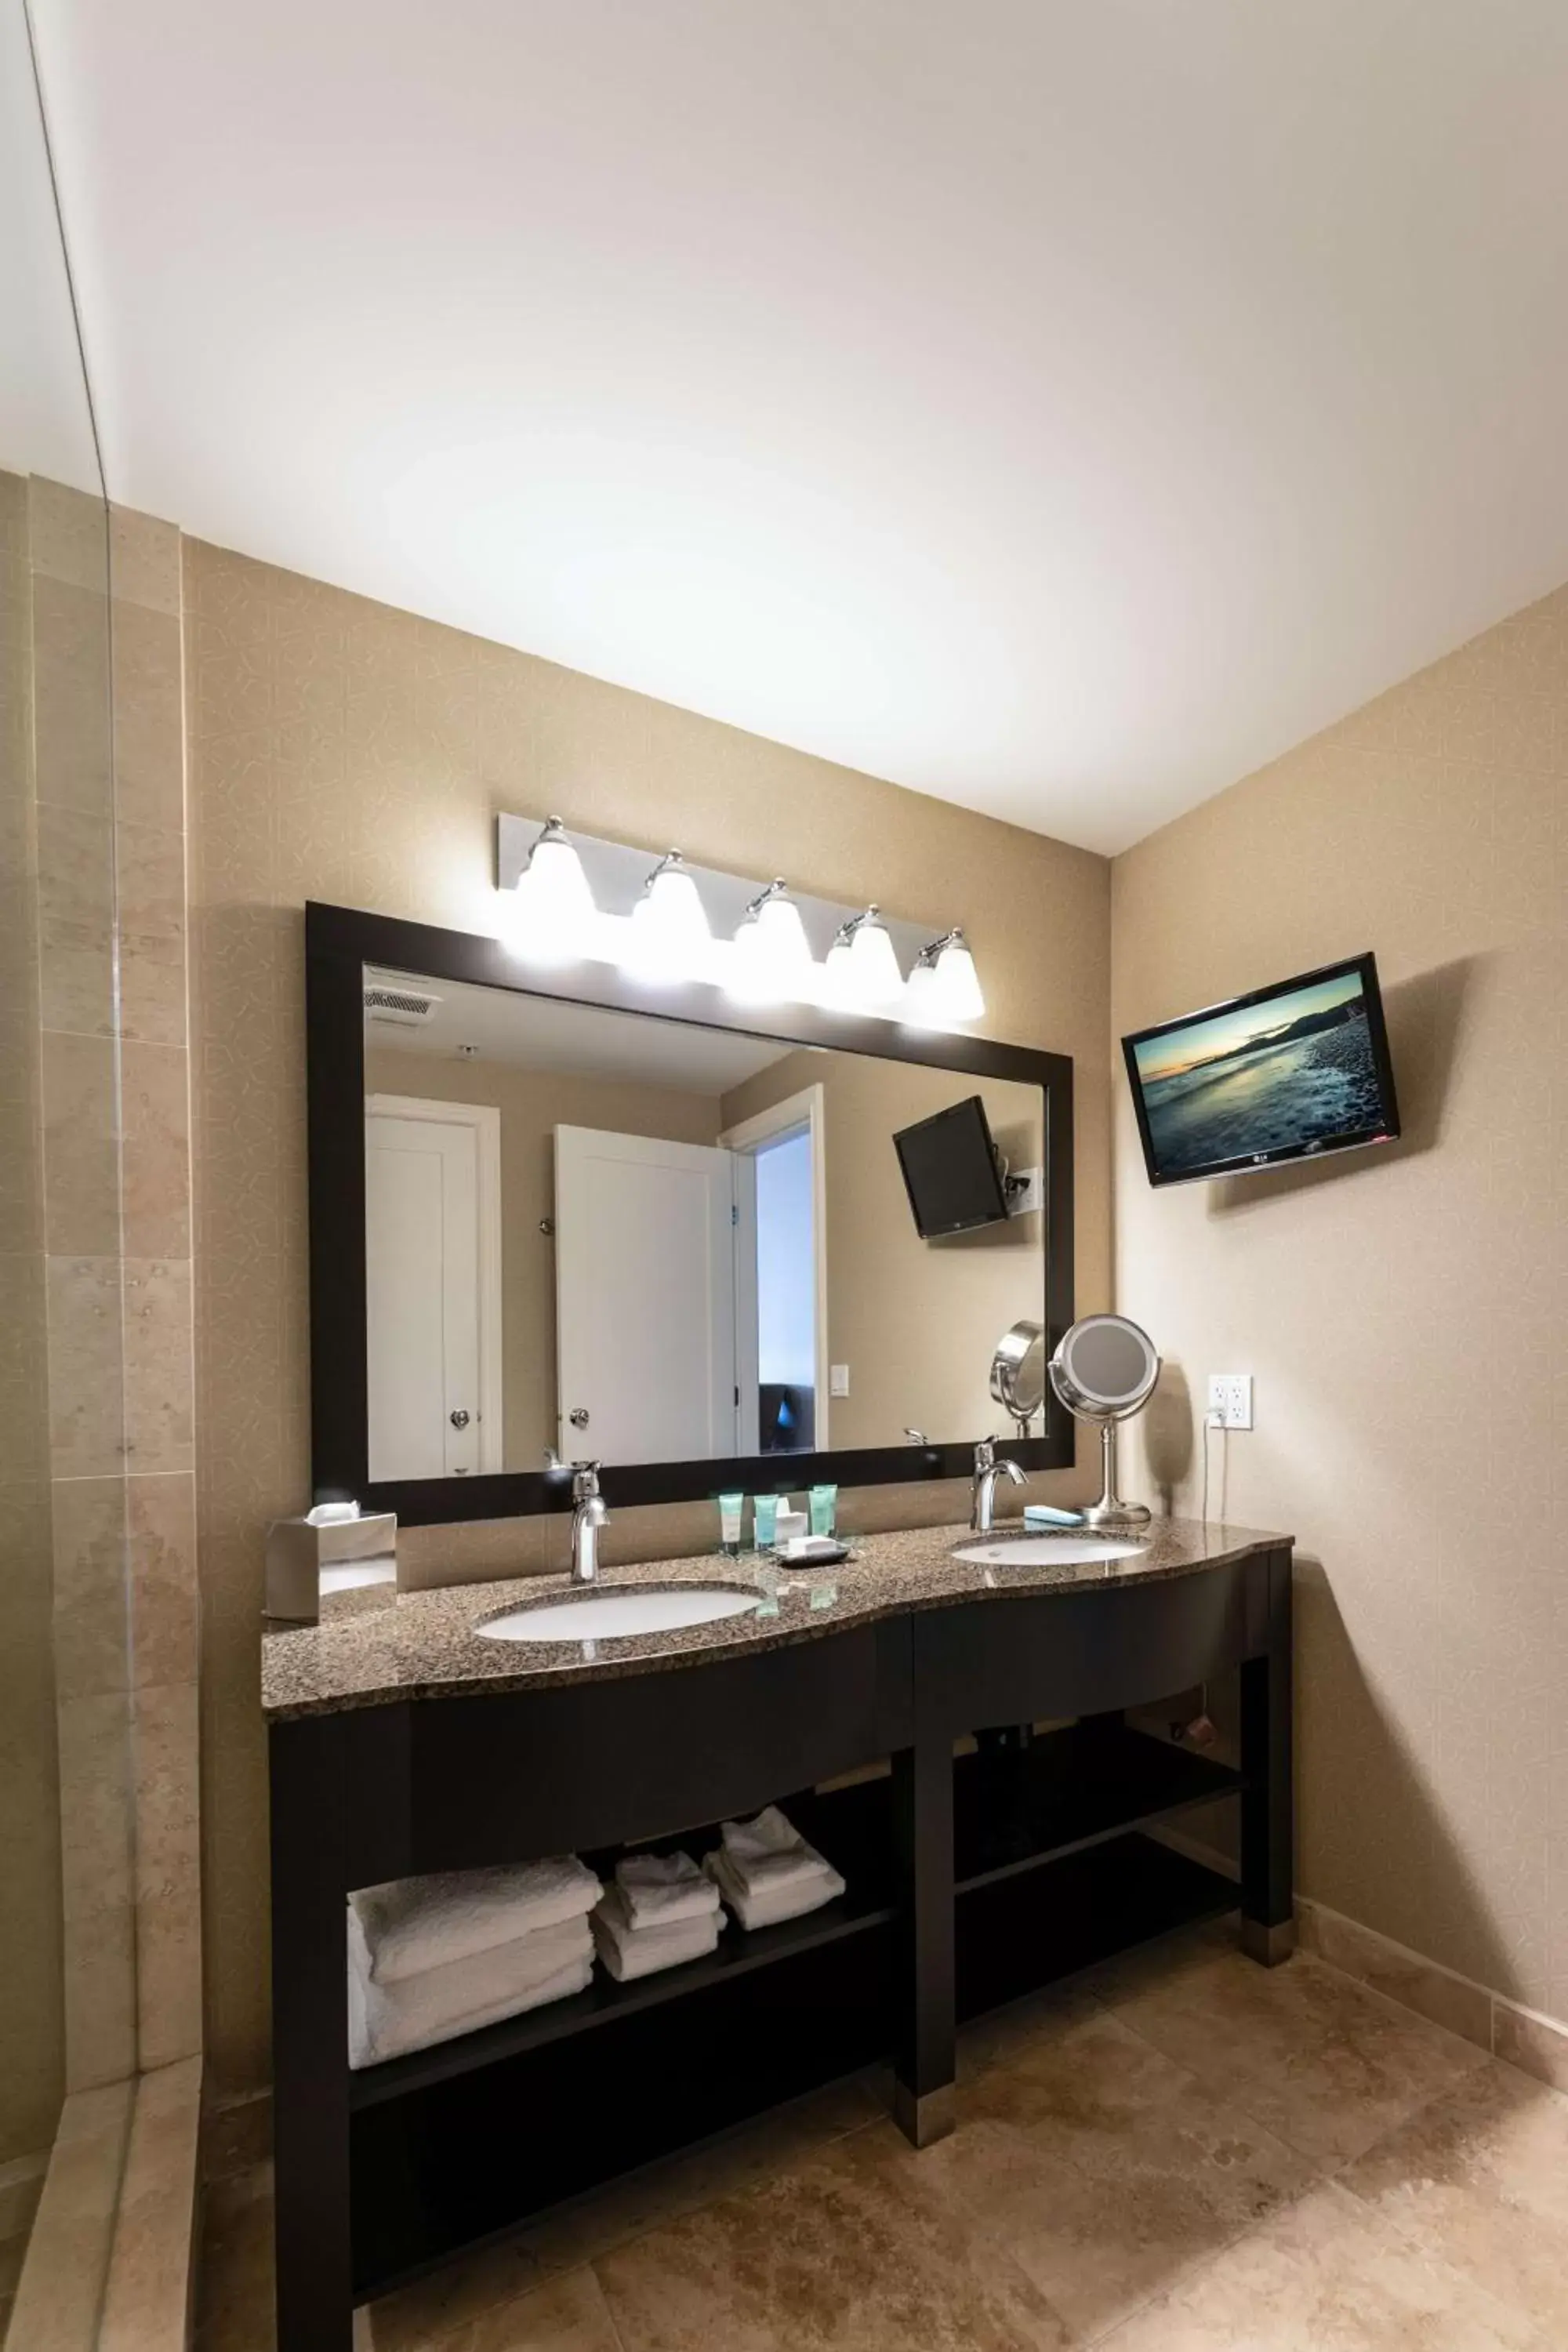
893;1093;1010;1238
1122;951;1400;1187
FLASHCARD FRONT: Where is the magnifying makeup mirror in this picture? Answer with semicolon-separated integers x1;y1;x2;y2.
989;1319;1046;1436
1048;1314;1160;1530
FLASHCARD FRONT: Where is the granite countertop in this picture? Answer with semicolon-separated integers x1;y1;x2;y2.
261;1516;1291;1720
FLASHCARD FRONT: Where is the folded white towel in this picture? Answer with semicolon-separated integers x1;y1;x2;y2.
718;1806;836;1898
704;1847;844;1931
615;1849;722;1929
591;1894;721;1984
348;1921;593;2068
347;1856;601;1985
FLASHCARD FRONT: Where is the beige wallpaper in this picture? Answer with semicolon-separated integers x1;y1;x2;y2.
720;1049;1044;1450
1113;582;1568;2026
186;538;1112;2095
364;1044;724;1467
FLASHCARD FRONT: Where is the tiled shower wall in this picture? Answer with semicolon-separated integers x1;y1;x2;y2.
13;471;201;2126
106;493;203;2080
0;471;66;2169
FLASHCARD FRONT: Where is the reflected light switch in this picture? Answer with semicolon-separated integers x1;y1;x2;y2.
829;1363;851;1398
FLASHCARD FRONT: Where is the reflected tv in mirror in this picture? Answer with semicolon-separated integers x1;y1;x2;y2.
1122;951;1400;1187
893;1094;1010;1238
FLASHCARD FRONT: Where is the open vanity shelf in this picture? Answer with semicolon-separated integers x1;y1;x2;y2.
350;1718;1242;2114
343;1720;1244;2296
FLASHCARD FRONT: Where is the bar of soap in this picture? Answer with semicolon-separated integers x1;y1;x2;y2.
779;1535;850;1565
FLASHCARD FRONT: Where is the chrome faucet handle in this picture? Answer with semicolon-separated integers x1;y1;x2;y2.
543;1447;568;1476
974;1435;999;1472
571;1460;603;1501
903;1427;929;1446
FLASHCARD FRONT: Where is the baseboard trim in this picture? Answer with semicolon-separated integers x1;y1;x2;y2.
1298;1896;1568;2092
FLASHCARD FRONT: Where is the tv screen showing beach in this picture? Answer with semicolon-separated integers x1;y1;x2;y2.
1126;962;1395;1182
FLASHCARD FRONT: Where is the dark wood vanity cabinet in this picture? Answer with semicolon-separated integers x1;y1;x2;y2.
270;1544;1293;2350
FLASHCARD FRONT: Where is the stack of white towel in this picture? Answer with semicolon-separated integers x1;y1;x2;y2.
703;1806;845;1929
591;1849;723;1982
347;1855;601;2068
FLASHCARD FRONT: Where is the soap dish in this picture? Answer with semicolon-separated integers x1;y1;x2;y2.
777;1534;853;1566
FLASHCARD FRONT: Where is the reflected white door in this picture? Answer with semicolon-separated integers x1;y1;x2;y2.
554;1125;741;1465
365;1097;502;1480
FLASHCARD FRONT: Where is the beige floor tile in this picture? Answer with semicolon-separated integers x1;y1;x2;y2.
1100;1947;1488;2165
1094;2179;1548;2350
1338;2059;1568;2337
914;2009;1314;2341
956;1975;1102;2082
358;2234;549;2352
596;2118;1071;2351
194;1947;1568;2352
0;2229;27;2301
517;2073;880;2277
453;2267;623;2350
197;2165;276;2352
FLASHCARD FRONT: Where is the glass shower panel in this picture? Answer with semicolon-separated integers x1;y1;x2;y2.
0;0;136;2309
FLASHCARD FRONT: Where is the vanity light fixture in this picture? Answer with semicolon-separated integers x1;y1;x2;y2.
905;927;985;1025
505;815;596;960
728;879;814;1002
623;850;711;980
823;906;905;1011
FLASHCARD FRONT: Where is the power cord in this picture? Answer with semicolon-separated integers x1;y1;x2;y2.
1200;1409;1225;1527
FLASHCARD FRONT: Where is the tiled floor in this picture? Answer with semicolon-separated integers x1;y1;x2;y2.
198;1928;1568;2350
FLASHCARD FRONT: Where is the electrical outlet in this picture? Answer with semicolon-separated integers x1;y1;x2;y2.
1004;1166;1044;1218
829;1363;851;1398
1207;1373;1253;1430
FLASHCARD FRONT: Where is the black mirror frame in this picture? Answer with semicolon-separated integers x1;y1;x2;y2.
307;899;1076;1526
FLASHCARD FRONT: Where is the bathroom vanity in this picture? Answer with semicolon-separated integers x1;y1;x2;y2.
275;892;1291;2347
266;1518;1293;2349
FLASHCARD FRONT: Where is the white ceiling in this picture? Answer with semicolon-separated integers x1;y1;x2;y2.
27;1;1568;852
366;970;791;1094
0;0;100;492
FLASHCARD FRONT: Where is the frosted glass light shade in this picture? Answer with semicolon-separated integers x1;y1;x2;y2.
934;935;984;1021
623;855;710;980
907;929;985;1024
825;907;902;1010
848;911;903;1006
507;817;595;960
728;884;813;1002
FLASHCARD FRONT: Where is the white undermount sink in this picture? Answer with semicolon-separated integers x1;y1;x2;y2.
953;1535;1147;1568
476;1584;761;1644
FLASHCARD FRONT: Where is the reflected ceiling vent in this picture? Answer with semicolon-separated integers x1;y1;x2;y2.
363;978;441;1027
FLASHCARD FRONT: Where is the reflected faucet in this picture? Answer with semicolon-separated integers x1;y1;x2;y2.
550;1455;608;1584
971;1436;1027;1532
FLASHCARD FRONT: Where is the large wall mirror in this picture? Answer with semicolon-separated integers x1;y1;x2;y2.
307;903;1075;1523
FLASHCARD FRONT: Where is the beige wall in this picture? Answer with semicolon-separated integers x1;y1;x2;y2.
720;1050;1044;1450
365;1044;724;1467
1113;582;1568;2025
187;538;1112;2094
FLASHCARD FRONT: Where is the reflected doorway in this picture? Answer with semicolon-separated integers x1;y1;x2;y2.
724;1084;828;1457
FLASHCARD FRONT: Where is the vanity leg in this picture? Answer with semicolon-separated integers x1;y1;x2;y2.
891;1737;956;2147
1240;1548;1295;1965
270;1715;354;2350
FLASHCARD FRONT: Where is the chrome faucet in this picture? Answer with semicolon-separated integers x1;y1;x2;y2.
568;1461;608;1584
971;1436;1027;1532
